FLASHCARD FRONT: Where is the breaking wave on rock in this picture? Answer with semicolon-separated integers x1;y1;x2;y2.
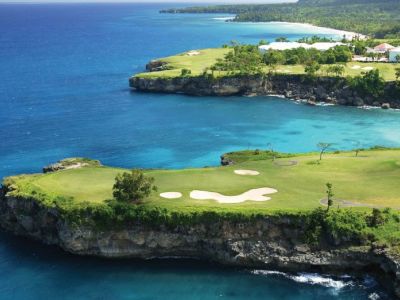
251;270;352;289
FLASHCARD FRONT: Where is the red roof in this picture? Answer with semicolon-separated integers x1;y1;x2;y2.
374;43;395;51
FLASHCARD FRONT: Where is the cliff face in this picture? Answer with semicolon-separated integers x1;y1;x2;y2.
1;189;400;297
130;74;400;109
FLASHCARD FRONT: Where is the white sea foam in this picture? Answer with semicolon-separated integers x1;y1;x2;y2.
251;270;352;289
368;292;381;300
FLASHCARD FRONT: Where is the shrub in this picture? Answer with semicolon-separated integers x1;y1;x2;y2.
348;69;385;98
113;170;157;203
304;61;321;77
181;68;192;76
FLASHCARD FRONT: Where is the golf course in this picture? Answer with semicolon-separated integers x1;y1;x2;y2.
135;48;400;81
6;148;400;214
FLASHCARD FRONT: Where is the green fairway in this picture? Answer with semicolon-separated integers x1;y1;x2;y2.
135;48;231;78
8;149;400;214
134;48;399;81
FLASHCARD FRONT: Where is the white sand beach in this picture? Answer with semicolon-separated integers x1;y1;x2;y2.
266;22;367;40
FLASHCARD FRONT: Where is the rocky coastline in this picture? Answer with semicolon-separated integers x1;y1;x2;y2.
0;183;399;297
130;64;400;109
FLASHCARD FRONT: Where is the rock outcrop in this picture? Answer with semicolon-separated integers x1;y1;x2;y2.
43;158;102;173
130;73;400;109
0;188;399;297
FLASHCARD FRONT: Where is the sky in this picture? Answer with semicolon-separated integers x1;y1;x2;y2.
0;0;296;3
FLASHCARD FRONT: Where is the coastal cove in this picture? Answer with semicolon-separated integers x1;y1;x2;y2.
1;3;400;300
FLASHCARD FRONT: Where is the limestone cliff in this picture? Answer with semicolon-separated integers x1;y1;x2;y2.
0;187;399;297
130;73;400;109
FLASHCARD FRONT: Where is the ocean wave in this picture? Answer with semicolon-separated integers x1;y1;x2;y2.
368;292;381;300
251;270;352;289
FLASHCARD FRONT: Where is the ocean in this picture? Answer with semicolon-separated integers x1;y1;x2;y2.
0;3;397;299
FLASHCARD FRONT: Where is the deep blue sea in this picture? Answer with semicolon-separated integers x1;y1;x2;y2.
0;3;398;299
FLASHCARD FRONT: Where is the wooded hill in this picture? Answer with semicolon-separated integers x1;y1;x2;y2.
161;0;400;39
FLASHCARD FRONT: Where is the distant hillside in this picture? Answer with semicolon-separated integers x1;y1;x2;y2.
161;0;400;38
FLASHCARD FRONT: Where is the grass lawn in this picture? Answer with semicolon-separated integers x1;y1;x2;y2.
134;48;400;81
135;48;231;78
9;149;400;214
343;62;398;81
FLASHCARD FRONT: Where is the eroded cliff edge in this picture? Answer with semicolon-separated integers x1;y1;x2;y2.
130;73;400;109
1;186;400;297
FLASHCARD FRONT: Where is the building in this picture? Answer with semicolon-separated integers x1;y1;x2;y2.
259;42;309;52
389;47;400;62
311;42;346;51
373;43;395;54
259;42;345;53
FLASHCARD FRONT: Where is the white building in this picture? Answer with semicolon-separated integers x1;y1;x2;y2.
311;42;346;51
389;47;400;62
259;42;310;52
259;42;345;53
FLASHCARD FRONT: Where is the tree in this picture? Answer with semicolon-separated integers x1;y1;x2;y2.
354;141;362;157
325;52;336;64
266;142;275;161
181;68;192;76
275;37;288;42
369;208;386;227
349;69;385;98
326;64;345;77
396;55;400;63
263;50;284;69
317;142;332;160
113;169;157;203
396;67;400;82
326;182;334;212
304;61;321;77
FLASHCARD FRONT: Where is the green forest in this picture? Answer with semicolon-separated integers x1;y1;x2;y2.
161;0;400;39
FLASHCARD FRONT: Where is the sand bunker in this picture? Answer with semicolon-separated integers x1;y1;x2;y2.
351;65;361;70
187;50;200;56
234;170;260;176
362;67;374;71
190;188;277;204
160;192;182;199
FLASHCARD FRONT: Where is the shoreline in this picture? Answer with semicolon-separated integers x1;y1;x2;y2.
2;150;400;298
262;21;367;40
211;15;367;40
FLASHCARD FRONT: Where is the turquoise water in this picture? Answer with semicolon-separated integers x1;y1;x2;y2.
0;3;397;299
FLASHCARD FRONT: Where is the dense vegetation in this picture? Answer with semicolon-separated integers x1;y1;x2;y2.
204;43;400;99
205;43;351;76
161;0;400;39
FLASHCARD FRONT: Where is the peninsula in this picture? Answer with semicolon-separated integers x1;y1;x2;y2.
1;149;400;297
131;41;400;108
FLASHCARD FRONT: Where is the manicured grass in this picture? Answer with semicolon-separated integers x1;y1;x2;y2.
9;149;400;214
134;48;400;81
135;48;231;78
343;62;398;81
